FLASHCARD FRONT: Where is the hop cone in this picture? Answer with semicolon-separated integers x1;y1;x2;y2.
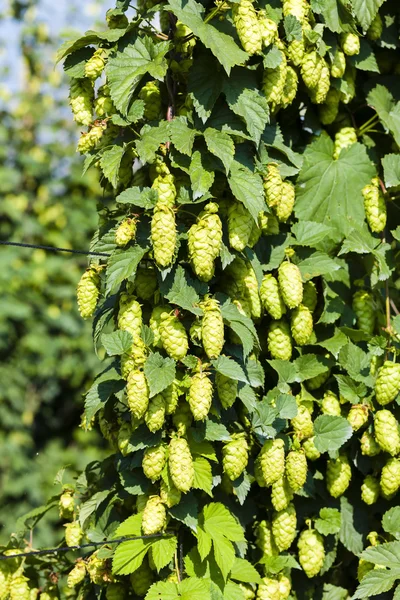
283;0;309;21
348;404;369;431
130;560;154;597
256;520;278;557
85;49;105;80
286;450;307;491
278;574;291;599
302;437;321;461
259;12;278;47
188;371;213;420
301;51;323;89
352;290;375;335
309;62;330;104
10;576;30;600
281;66;299;109
268;319;292;360
271;476;293;511
367;13;383;41
145;393;166;433
222;434;249;481
69;78;93;126
138;81;162;120
291;404;314;440
319;88;340;125
77;267;100;319
87;552;111;585
188;215;218;282
142;444;167;481
149;305;166;348
121;338;147;378
59;489;74;519
67;561;86;588
259;438;285;486
172;400;193;436
115;219;136;247
65;521;83;547
330;49;346;78
340;32;360;56
287;37;305;65
375;361;400;406
340;66;356;104
291;305;313;346
321;391;341;416
278;262;303;309
256;578;280;600
380;458;400;499
127;369;149;419
118;293;142;338
326;455;352;498
160;312;188;361
361;475;380;505
118;422;132;456
374;409;400;455
227;200;254;251
216;372;238;409
201;298;224;359
272;503;297;552
298;529;325;578
77;124;105;154
95;84;115;117
152;174;176;207
168;437;194;492
141;495;166;535
239;583;256;599
264;164;283;208
160;480;181;508
260;274;286;320
275;181;295;222
360;430;381;456
164;378;182;415
263;55;287;112
362;179;386;233
232;0;262;55
134;268;157;301
333;126;357;159
151;203;176;268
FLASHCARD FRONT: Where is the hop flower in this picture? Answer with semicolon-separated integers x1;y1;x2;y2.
260;274;286;320
115;218;137;247
302;437;321;461
201;297;224;359
127;369;149;419
142;444;167;482
232;0;262;55
223;434;249;480
285;450;308;491
160;311;188;361
77;266;100;319
309;60;330;104
360;430;381;456
188;371;213;421
298;529;325;578
333;127;357;159
281;65;299;109
118;422;132;455
121;338;148;378
362;179;387;233
94;84;115;117
283;0;309;22
340;66;356;104
10;575;30;600
85;49;106;80
216;372;238;409
118;293;142;338
291;305;313;346
278;574;291;599
258;12;278;46
227;201;254;251
264;164;283;208
59;489;74;519
268;319;292;360
301;51;323;89
188;203;222;282
361;475;380;505
271;476;293;511
287;38;305;66
77;123;106;154
168;437;194;492
65;521;83;547
256;577;280;600
141;495;166;535
87;551;112;585
151;203;176;268
348;404;369;431
69;78;94;125
138;81;162;120
145;394;166;433
321;391;341;416
302;281;318;313
149;305;166;348
67;560;86;588
256;520;278;557
374;409;400;455
226;258;262;320
278;261;303;309
319;88;341;125
340;32;360;56
172;400;193;436
262;54;287;113
160;480;181;508
130;560;154;597
330;49;346;78
326;454;352;498
259;438;285;486
367;13;383;41
380;457;400;499
152;173;176;207
375;361;400;405
239;583;256;599
274;180;295;222
134;268;157;301
291;404;314;440
163;379;182;415
352;290;375;334
272;503;297;551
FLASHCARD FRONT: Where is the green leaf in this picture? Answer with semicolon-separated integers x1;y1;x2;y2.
203;419;230;442
100;145;125;188
193;456;213;496
202;502;244;542
361;542;400;568
136;121;171;164
144;352;176;397
187;51;223;121
228;161;266;222
106;246;148;294
294;354;331;382
190;150;215;199
224;581;249;600
211;355;248;384
318;329;348;358
220;299;258;357
84;365;124;421
383;507;400;541
170;117;197;157
101;330;133;356
315;508;342;536
262;555;301;573
212;535;235;581
394;584;400;600
322;584;351;600
349;39;379;73
107;37;170;115
114;513;142;538
112;538;154;575
275;394;298;419
150;536;178;571
314;0;355;32
367;85;400;147
291;221;337;247
284;15;302;41
56;28;128;62
166;0;248;74
204;128;235;174
339;226;379;256
295;134;375;236
160;266;203;315
339;496;364;556
230;558;262;583
314;415;353;453
116;186;158;209
353;569;397;599
63;47;94;78
146;581;179;600
179;578;212;600
352;0;385;29
382;154;400;188
197;526;213;561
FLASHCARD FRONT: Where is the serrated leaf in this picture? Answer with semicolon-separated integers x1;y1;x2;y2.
294;354;331;382
314;415;353;453
160;266;203;315
382;154;400;189
116;186;158;209
146;581;179;600
220;299;258;357
291;221;337;247
180;578;212;600
112;538;154;575
203;503;244;542
101;330;133;356
361;542;400;568
170;117;196;156
150;536;178;571
193;456;213;496
197;526;213;561
230;557;261;583
368;85;400;147
228;161;266;222
203;419;230;442
190;150;215;199
353;569;397;599
204;128;234;174
315;508;341;536
144;352;176;397
284;15;302;41
169;492;199;531
188;51;223;121
349;39;379;73
322;584;350;600
63;47;94;78
232;472;251;506
106;246;148;294
136;121;171;164
339;496;364;556
84;365;124;421
212;535;235;581
318;329;348;358
383;507;400;541
212;355;248;383
352;0;385;29
262;555;301;573
295;134;375;237
114;513;142;538
275;394;298;419
314;0;355;32
100;145;125;188
223;581;248;600
263;45;284;69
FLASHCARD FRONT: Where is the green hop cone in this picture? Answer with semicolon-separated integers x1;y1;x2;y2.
115;218;137;247
285;450;308;491
380;457;400;499
118;293;142;338
291;304;313;346
227;200;254;251
168;437;194;492
348;404;369;431
260;274;286;320
130;560;154;597
361;475;380;505
77;266;100;319
278;261;303;309
321;391;341;416
151;203;176;268
188;203;222;282
259;12;278;47
281;65;299;109
272;502;297;552
291;404;314;440
145;393;166;433
256;520;278;557
127;369;149;419
141;495;166;535
87;551;111;585
152;173;176;207
330;49;346;78
85;49;106;80
326;454;352;498
319;88;340;125
232;0;262;55
142;444;167;481
256;578;280;600
259;438;285;486
367;13;383;41
222;434;249;481
106;583;126;600
352;290;375;335
138;81;162;120
59;489;74;520
163;379;182;415
302;281;318;313
264;164;283;208
268;319;292;360
65;521;83;547
188;371;213;421
301;51;323;89
302;436;321;461
298;528;325;578
172;400;193;435
287;37;305;65
134;268;157;301
309;61;331;105
10;576;30;600
67;561;86;588
149;305;166;348
160;311;188;361
275;180;295;222
121;338;148;378
263;54;287;113
216;372;238;409
69;78;94;126
362;178;387;233
160;479;181;508
271;475;293;511
283;0;309;21
340;32;360;56
360;430;381;456
76;123;106;154
118;422;132;456
340;66;356;104
375;360;400;405
333;126;357;159
239;583;256;599
94;84;115;117
374;409;400;455
278;574;291;600
201;297;224;359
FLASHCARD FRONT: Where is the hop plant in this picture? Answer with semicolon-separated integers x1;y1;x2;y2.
142;444;167;481
348;404;369;431
256;578;280;600
168;437;194;492
282;0;309;21
352;290;375;334
10;575;30;600
274;180;295;222
340;32;360;56
69;78;93;125
188;203;222;282
362;178;387;233
309;62;331;104
222;434;249;480
333;127;357;159
326;454;352;498
264;164;283;208
262;55;288;113
115;218;137;247
141;495;167;535
201;297;224;359
151;203;176;268
287;38;305;66
77;266;100;319
163;379;182;415
149;305;166;348
278;574;291;600
259;438;285;486
216;372;238;409
375;361;400;405
67;561;86;588
380;457;400;499
106;583;126;600
134;268;157;301
160;311;188;361
85;49;106;80
118;293;142;338
278;261;303;309
361;475;380;505
360;430;381;456
281;65;299;109
319;88;341;125
65;521;83;547
374;409;400;455
94;84;115;116
227;258;262;320
303;436;321;461
307;368;331;390
160;480;181;508
127;369;149;419
172;400;193;436
301;51;323;89
291;305;313;346
258;12;278;47
138;81;162;120
152;173;176;207
59;489;74;519
227;200;254;251
87;552;111;585
330;48;346;78
145;393;166;432
321;391;341;416
285;450;308;491
298;528;325;578
271;475;293;511
272;503;297;552
130;560;154;597
232;0;262;55
256;520;278;558
260;274;286;320
302;281;318;313
267;319;292;360
188;370;213;420
291;404;314;440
